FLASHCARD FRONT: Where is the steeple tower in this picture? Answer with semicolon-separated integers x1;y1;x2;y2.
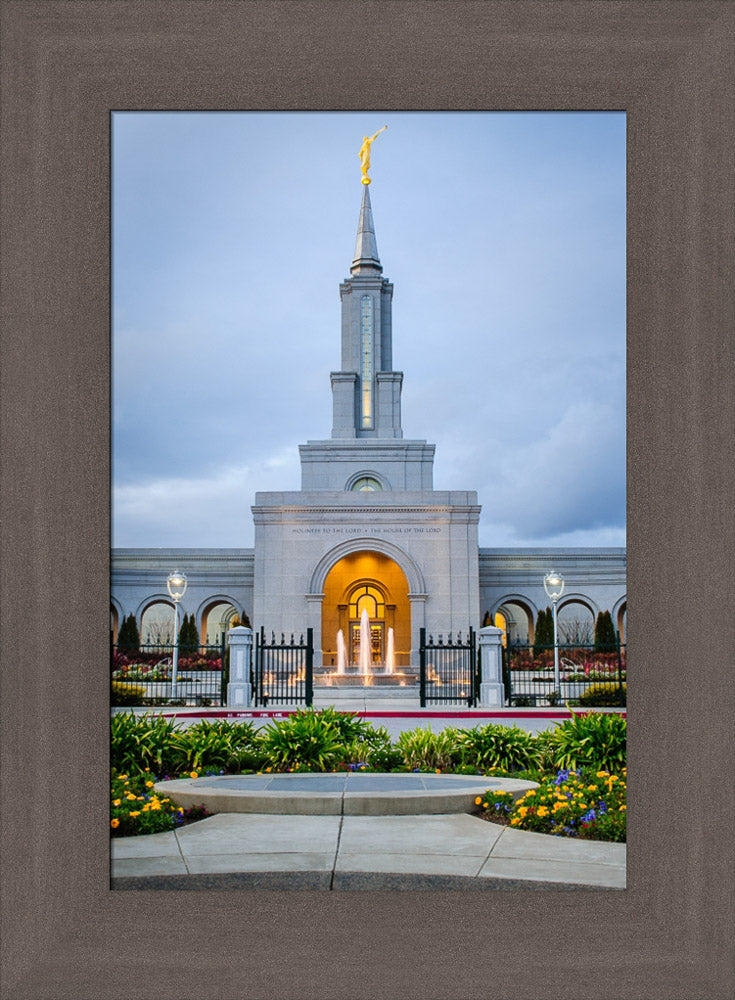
332;188;401;439
351;185;382;274
298;185;435;491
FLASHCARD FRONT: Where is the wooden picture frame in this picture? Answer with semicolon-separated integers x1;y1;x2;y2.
1;2;732;997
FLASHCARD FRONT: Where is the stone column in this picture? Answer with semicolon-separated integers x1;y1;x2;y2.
226;626;253;708
408;593;427;672
305;594;324;669
478;626;505;707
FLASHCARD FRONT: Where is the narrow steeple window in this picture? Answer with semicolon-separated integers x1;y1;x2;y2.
360;295;373;428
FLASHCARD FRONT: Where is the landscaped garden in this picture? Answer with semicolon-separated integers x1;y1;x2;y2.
110;708;626;842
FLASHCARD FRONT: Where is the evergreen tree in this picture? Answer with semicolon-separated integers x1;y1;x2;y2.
593;611;605;651
117;614;140;653
178;613;199;652
533;608;552;656
594;610;617;651
188;614;200;651
603;610;617;650
177;613;188;651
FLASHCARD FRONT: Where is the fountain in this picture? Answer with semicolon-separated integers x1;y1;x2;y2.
358;608;371;673
314;618;416;694
386;627;395;675
336;629;347;674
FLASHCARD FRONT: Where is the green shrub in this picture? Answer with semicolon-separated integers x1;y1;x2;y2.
339;722;401;770
367;743;405;771
259;709;345;770
311;706;379;746
168;720;264;773
111;682;146;707
395;727;460;770
578;683;626;707
547;712;626;771
110;711;181;776
455;723;543;772
532;728;558;771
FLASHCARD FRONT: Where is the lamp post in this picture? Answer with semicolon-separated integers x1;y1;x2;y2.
543;571;565;698
166;570;188;699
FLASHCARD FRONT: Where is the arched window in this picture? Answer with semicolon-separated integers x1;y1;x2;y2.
351;476;383;492
557;601;595;644
348;584;385;620
140;601;175;648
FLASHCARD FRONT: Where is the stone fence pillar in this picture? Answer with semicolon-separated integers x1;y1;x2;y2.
478;626;505;707
227;626;253;708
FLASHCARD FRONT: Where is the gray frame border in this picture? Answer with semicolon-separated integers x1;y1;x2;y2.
2;2;733;998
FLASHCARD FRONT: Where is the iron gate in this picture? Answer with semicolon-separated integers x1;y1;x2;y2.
502;638;626;707
419;627;477;707
252;628;313;707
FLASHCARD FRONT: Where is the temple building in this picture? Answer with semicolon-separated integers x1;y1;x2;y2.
112;184;626;672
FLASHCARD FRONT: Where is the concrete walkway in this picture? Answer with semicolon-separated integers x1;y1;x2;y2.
111;812;626;890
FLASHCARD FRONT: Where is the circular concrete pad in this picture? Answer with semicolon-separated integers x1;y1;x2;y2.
154;772;539;816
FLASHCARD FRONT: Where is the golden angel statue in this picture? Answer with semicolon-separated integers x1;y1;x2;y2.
359;126;387;184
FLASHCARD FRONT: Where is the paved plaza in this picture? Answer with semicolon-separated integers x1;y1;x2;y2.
112;771;626;890
111;811;625;890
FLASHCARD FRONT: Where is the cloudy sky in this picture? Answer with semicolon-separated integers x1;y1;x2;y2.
112;111;625;550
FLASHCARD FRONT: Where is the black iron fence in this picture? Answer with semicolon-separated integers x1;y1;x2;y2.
111;639;226;707
253;628;313;707
419;628;478;707
502;638;626;707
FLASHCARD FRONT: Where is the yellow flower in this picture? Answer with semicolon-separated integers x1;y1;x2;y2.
129;811;140;818
265;767;272;773
475;797;483;805
190;771;198;779
145;780;155;788
113;799;121;807
510;817;520;826
619;805;626;811
518;807;528;818
537;807;549;818
588;784;597;792
525;790;535;797
483;802;489;809
596;771;610;778
126;794;136;801
110;818;120;828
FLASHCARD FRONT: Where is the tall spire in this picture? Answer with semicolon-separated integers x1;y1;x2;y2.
350;185;382;274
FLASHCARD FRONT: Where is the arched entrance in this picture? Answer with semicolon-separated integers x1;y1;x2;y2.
320;550;410;670
492;597;537;644
140;599;175;648
199;598;241;645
